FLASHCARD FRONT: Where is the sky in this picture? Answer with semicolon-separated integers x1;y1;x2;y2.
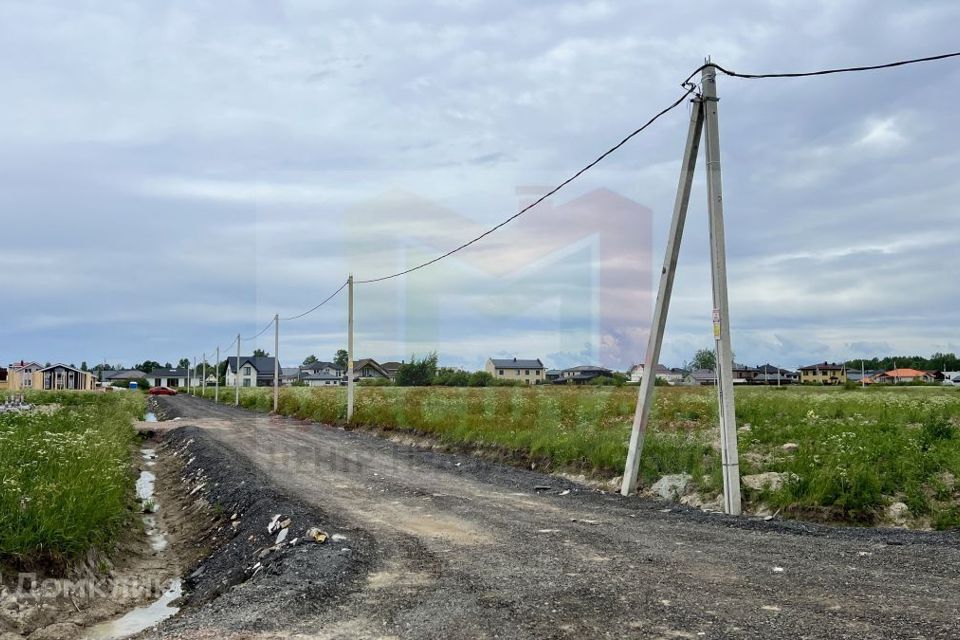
2;0;960;372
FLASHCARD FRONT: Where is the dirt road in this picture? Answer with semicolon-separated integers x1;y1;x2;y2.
156;394;960;639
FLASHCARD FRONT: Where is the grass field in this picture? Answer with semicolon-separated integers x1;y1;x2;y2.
0;391;143;565
197;384;960;528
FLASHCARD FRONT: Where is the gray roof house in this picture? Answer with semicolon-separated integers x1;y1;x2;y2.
687;369;717;386
145;368;188;388
227;356;280;387
485;358;546;385
553;365;613;385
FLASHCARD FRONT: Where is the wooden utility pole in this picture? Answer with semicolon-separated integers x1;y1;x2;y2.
347;274;355;422
273;314;280;413
621;61;742;516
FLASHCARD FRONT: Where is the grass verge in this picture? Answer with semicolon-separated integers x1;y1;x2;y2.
0;391;143;567
195;385;960;528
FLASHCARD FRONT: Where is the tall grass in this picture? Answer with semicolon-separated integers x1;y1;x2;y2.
197;385;960;527
0;392;143;564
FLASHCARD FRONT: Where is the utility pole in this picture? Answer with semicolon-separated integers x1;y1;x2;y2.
215;346;220;402
235;333;241;407
702;62;742;515
347;274;355;422
193;357;197;396
202;353;207;396
621;61;742;516
273;314;280;413
621;96;703;496
862;360;866;388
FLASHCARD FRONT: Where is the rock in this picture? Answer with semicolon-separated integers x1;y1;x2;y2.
606;476;623;493
887;501;910;525
275;528;289;544
939;472;956;491
700;493;724;512
27;623;80;640
781;442;799;453
650;473;692;500
306;527;328;544
742;472;787;492
738;424;751;433
679;493;703;508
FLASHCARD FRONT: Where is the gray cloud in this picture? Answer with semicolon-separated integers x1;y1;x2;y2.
2;0;959;370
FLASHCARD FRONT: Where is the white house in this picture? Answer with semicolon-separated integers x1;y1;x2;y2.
630;363;684;385
226;356;280;387
145;368;189;389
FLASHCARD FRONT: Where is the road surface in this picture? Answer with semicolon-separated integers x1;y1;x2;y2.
157;394;960;639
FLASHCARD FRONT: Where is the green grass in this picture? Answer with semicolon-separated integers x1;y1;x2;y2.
0;391;143;565
195;385;960;528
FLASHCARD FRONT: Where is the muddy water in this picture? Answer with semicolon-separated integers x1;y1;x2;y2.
83;446;180;639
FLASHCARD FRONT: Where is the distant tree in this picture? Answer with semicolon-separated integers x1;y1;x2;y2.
334;349;349;370
468;371;494;387
164;362;173;369
691;348;716;371
303;354;319;366
253;348;269;357
80;361;88;372
136;360;162;373
433;368;470;386
177;358;191;370
395;353;438;386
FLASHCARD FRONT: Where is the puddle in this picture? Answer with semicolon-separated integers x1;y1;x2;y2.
83;578;182;639
144;412;158;422
84;446;180;637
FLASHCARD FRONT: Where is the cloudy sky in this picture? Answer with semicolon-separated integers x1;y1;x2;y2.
2;1;959;371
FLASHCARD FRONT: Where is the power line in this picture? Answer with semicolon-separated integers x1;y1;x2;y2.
355;88;696;284
684;50;960;86
240;318;275;342
280;279;349;321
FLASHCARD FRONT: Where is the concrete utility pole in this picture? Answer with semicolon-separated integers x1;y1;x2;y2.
235;333;241;407
702;63;742;515
273;314;280;413
215;346;220;402
621;61;742;516
193;357;197;396
202;353;207;396
621;97;704;496
347;274;355;422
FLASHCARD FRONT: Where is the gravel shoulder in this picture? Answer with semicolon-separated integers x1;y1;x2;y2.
154;394;960;640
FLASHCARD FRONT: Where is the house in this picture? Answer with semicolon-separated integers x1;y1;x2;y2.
485;358;545;385
380;361;403;381
799;362;847;385
145;368;188;389
686;369;717;386
105;370;147;384
302;372;344;387
755;364;798;385
32;364;96;391
732;364;760;385
281;367;301;385
226;356;281;387
553;365;613;385
870;368;936;384
545;369;563;382
629;363;685;385
7;361;42;390
352;358;390;381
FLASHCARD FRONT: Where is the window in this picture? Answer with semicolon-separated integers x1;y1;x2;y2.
243;379;251;387
498;370;504;376
525;370;530;375
243;366;252;375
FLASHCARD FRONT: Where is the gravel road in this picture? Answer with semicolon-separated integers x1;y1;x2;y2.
156;394;960;639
